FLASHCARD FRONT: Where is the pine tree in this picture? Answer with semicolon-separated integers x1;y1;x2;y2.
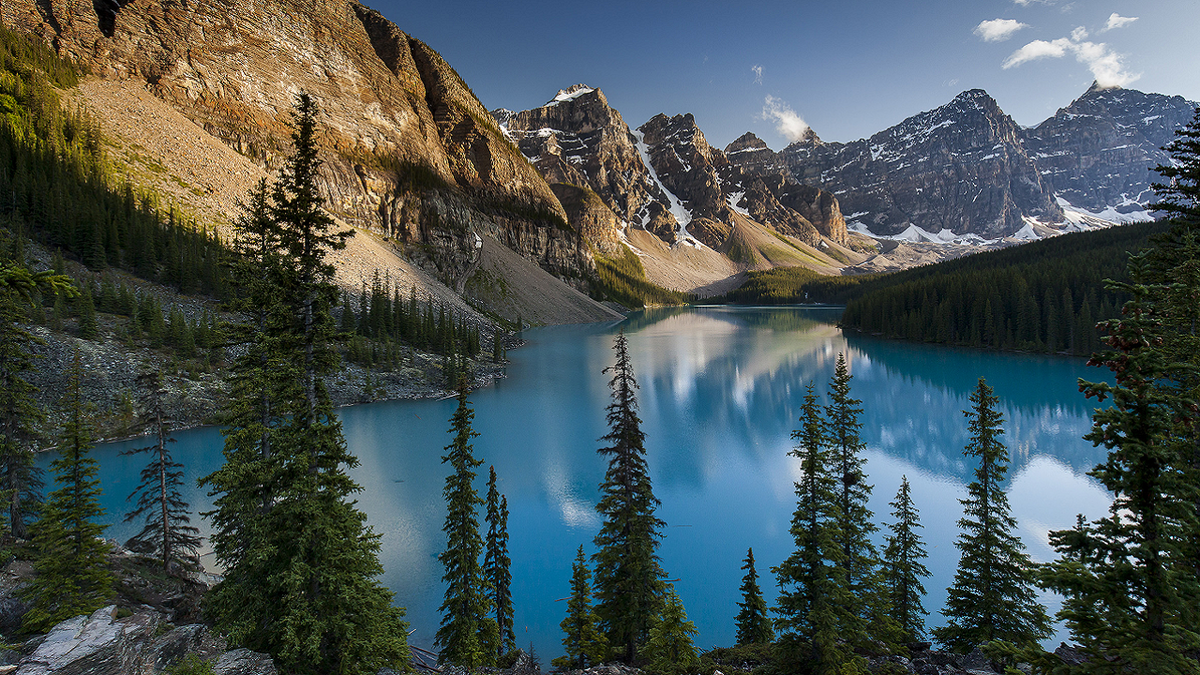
824;353;894;649
734;547;773;646
643;586;700;675
773;383;861;675
554;546;609;670
21;349;114;633
0;261;72;541
437;379;493;669
882;476;930;644
122;370;201;570
933;378;1050;652
200;94;407;675
1031;255;1200;674
593;329;665;664
76;283;98;340
200;179;285;644
485;466;515;658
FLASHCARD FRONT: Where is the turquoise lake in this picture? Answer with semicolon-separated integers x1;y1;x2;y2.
74;306;1113;658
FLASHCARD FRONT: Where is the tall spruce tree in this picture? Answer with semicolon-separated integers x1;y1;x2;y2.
554;546;609;670
0;261;73;540
485;466;516;658
933;378;1050;652
201;178;287;650
122;370;201;570
735;547;773;645
593;328;666;664
824;353;894;649
21;349;114;633
1030;257;1200;672
437;380;495;669
200;94;407;675
882;476;930;643
773;383;861;675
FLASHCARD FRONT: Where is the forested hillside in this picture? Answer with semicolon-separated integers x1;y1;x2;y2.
717;221;1171;356
838;222;1171;355
0;25;226;296
0;24;507;434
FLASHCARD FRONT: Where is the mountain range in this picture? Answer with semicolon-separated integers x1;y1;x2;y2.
3;0;1196;315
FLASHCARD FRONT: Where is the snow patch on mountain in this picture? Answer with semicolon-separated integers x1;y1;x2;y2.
726;191;750;217
1012;222;1041;241
632;129;704;248
1055;196;1154;225
548;86;595;106
848;221;1000;246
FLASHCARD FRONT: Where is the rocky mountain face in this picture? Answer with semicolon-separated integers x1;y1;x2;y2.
495;85;673;242
2;0;594;294
722;132;848;245
781;89;1061;238
1023;84;1198;216
496;88;848;263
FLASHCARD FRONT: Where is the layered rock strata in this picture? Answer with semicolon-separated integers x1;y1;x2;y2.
2;0;594;290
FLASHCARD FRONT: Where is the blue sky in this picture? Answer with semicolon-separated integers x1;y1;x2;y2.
369;0;1200;149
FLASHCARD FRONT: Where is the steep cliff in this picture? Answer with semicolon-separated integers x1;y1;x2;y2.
496;85;667;237
496;88;854;288
2;0;602;303
1024;84;1198;217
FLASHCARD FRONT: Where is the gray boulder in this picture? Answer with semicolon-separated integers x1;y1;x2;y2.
212;648;278;675
15;605;160;675
147;624;228;672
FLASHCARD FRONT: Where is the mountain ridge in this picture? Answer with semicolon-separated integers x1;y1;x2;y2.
494;84;859;291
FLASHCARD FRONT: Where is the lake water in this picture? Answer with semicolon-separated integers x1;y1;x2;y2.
72;306;1112;658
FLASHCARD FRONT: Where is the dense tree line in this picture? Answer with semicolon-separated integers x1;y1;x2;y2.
716;221;1172;356
837;223;1173;355
339;273;493;379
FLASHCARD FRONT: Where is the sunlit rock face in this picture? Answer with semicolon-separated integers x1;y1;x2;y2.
3;0;596;287
497;88;847;252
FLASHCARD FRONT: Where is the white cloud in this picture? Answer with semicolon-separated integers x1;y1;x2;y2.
974;18;1028;42
1002;29;1140;88
751;64;763;85
761;96;810;143
1003;38;1072;68
1103;13;1138;31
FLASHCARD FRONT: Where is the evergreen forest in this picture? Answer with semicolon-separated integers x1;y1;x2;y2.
718;220;1172;356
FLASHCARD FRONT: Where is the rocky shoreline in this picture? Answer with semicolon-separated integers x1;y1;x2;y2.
24;319;515;451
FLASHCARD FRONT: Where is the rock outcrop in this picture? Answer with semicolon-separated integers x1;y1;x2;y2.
1023;83;1197;216
781;89;1061;238
2;0;597;296
12;606;274;675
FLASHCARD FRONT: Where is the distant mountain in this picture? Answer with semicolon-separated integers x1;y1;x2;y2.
780;89;1061;239
495;87;854;285
769;85;1198;241
1023;83;1198;219
494;85;674;250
